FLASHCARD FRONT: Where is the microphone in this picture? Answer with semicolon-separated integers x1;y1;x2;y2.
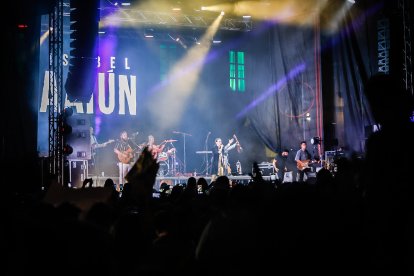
207;131;211;135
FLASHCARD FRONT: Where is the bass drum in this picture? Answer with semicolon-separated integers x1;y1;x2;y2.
157;161;169;176
157;152;168;162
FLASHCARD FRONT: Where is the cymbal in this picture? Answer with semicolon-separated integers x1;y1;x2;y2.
164;139;177;142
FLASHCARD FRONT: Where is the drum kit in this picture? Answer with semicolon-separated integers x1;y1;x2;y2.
156;140;178;176
130;138;179;176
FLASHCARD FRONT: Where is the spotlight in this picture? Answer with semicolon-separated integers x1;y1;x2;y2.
347;0;355;3
242;15;251;23
201;6;206;11
220;11;225;16
144;28;154;38
193;37;201;45
310;137;321;145
212;33;222;44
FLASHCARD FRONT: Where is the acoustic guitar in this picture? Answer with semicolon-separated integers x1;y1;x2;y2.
116;148;134;164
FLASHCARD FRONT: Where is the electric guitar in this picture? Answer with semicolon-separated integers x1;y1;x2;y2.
91;139;115;158
297;159;317;171
93;139;115;150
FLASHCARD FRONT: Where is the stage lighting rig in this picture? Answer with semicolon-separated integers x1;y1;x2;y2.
310;137;321;145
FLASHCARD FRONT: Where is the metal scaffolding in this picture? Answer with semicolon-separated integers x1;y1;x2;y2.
377;18;390;74
398;0;413;95
48;0;64;184
99;8;253;32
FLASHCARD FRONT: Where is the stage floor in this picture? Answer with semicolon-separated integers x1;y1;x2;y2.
87;174;274;187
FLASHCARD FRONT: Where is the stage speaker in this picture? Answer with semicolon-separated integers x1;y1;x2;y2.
283;171;293;183
67;160;88;188
304;172;317;184
65;113;91;160
304;172;317;179
65;0;100;102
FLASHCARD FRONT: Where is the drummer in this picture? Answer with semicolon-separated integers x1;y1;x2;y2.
145;135;166;160
167;147;176;156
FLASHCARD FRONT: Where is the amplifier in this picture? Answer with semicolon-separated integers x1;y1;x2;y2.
255;162;276;176
67;159;89;188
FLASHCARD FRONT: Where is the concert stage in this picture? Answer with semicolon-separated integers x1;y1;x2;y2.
87;174;274;188
156;174;273;183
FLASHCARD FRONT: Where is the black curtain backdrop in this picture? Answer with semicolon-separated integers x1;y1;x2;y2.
243;22;321;154
328;0;382;153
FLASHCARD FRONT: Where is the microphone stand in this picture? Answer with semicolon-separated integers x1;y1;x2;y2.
204;132;210;175
127;138;140;162
173;131;191;174
169;142;176;176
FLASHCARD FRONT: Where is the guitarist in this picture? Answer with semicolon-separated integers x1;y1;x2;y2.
89;127;114;176
114;131;134;187
295;141;313;182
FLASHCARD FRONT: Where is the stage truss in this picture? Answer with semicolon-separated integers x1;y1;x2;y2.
48;0;64;184
99;7;253;32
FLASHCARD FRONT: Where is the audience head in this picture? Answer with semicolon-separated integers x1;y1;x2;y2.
365;73;414;127
104;178;115;189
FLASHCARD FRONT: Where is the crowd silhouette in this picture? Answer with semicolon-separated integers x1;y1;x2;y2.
4;74;413;275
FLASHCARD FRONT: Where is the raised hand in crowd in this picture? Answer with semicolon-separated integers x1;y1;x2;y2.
125;146;159;201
